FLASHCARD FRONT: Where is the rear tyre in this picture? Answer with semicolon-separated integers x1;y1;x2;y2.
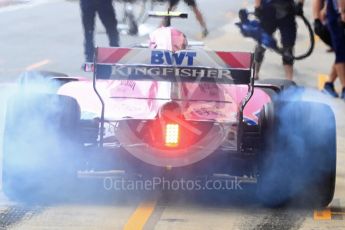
2;93;81;202
257;101;336;208
18;70;71;93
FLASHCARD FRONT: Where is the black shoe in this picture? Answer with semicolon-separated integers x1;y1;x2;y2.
322;82;339;98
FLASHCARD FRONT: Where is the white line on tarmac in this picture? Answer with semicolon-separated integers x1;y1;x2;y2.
0;0;58;13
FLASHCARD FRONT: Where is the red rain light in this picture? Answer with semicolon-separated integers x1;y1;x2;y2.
165;123;179;147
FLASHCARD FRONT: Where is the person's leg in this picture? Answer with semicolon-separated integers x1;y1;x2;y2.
185;0;208;37
335;63;345;88
161;0;179;27
327;17;345;99
335;62;345;84
283;63;293;81
278;14;297;80
254;45;266;80
334;62;345;99
323;65;338;97
329;65;338;82
97;0;119;47
253;8;276;80
80;0;96;62
168;0;179;10
332;38;345;88
327;1;345;99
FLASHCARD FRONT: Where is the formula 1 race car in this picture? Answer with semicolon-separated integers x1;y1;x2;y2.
2;14;336;208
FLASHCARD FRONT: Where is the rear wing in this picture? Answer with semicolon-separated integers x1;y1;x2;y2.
90;47;255;148
90;47;253;85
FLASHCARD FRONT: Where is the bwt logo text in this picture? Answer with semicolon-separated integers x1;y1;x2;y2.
151;51;196;66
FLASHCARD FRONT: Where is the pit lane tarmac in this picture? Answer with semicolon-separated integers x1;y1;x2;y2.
0;187;344;230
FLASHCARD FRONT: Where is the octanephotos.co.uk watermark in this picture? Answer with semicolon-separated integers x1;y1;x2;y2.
103;176;244;191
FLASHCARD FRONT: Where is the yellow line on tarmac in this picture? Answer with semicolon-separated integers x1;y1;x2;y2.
331;212;345;215
314;35;320;43
314;209;345;220
318;74;329;90
314;209;332;220
124;200;157;230
25;59;51;71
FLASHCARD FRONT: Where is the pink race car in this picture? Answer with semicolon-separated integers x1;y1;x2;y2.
2;18;336;208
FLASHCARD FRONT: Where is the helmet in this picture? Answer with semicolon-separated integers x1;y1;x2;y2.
149;27;188;52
